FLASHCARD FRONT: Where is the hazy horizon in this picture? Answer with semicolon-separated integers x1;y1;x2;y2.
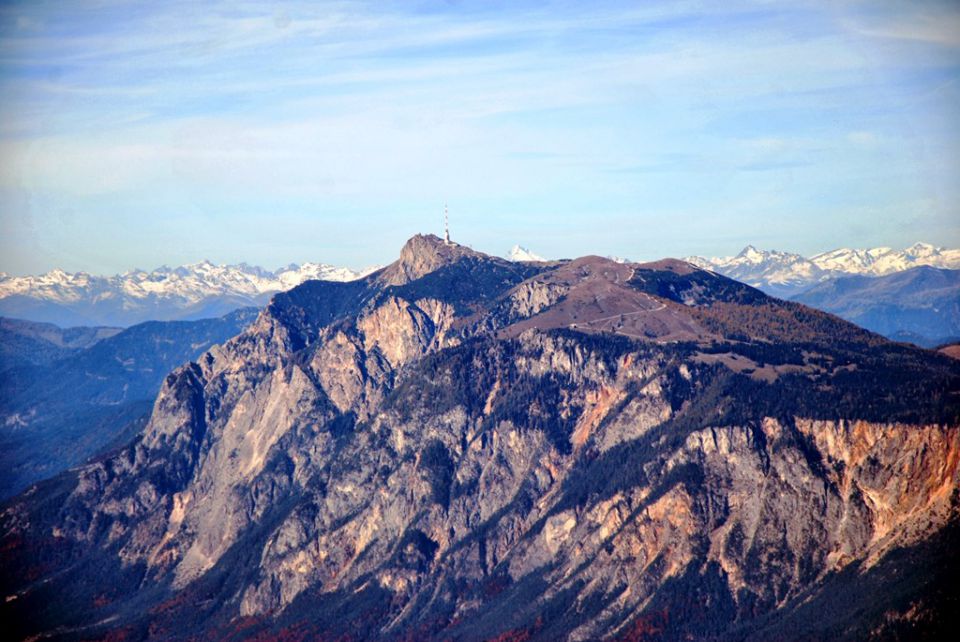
2;1;959;275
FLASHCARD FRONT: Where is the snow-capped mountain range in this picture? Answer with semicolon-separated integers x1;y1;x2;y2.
3;242;957;328
0;261;378;328
685;242;960;298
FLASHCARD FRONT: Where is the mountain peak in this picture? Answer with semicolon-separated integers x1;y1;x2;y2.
507;244;546;262
735;245;766;262
381;233;485;285
906;241;939;256
401;233;447;252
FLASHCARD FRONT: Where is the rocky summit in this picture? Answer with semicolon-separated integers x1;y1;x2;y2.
2;234;959;641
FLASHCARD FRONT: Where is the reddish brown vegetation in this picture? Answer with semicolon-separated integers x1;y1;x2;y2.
204;617;354;642
691;301;881;345
81;627;133;642
242;624;317;642
486;629;533;642
482;573;511;598
615;608;669;642
939;344;960;360
485;616;543;642
148;590;192;615
0;533;23;555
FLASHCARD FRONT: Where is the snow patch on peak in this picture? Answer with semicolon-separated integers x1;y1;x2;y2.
507;245;546;262
905;242;939;257
736;245;765;262
684;256;715;269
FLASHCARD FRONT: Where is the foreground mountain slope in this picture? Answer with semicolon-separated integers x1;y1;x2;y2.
791;266;960;348
0;308;259;498
2;235;958;641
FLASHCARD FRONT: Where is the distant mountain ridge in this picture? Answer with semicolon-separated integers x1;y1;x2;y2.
0;260;379;327
0;308;259;498
686;242;960;297
0;317;121;371
791;266;960;348
810;242;960;275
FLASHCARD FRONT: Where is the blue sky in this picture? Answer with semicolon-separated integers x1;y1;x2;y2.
1;0;959;274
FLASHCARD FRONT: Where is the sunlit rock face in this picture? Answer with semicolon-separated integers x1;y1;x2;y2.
3;235;959;641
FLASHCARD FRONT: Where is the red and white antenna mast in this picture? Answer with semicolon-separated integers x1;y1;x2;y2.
444;202;451;244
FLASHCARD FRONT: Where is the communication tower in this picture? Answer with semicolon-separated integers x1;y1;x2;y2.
444;203;451;245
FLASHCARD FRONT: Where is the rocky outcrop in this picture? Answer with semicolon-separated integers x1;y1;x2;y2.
379;234;488;286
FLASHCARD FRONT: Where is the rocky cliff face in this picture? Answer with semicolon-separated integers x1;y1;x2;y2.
2;235;959;641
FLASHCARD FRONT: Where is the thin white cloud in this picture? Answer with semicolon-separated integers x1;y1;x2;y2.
2;0;959;273
844;11;960;48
